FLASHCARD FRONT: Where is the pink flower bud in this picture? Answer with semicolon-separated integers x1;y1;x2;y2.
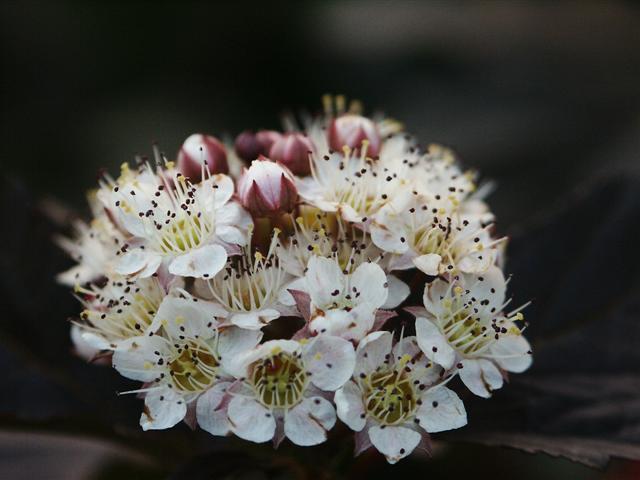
328;114;381;157
256;130;282;153
269;132;313;176
237;158;298;217
234;130;282;162
177;134;228;182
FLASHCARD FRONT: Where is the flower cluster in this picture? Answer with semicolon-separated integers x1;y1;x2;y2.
57;97;532;463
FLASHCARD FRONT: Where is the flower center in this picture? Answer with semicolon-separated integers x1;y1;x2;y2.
80;278;164;341
169;340;219;393
206;242;287;313
363;369;417;425
437;289;503;356
413;222;450;258
159;216;207;253
250;352;307;409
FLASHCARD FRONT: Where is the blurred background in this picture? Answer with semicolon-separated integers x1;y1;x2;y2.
1;1;639;479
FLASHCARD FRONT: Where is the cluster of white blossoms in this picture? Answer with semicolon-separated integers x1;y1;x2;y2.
57;97;532;464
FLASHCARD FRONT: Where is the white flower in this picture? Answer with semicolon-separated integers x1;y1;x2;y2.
73;276;167;351
411;265;532;398
204;336;355;446
112;293;261;430
381;143;477;207
274;209;408;311
99;162;251;280
285;256;394;342
195;233;295;330
56;193;123;286
335;331;467;464
370;190;501;275
297;146;402;226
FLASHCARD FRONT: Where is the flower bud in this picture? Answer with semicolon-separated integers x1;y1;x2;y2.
177;133;228;182
256;130;282;153
269;132;313;176
328;114;381;157
234;130;282;162
237;158;298;217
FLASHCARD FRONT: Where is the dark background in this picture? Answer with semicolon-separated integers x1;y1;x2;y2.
1;1;639;479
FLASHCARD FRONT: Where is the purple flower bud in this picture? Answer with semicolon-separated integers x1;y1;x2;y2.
269;132;313;176
234;130;283;162
237;158;298;217
328;114;381;157
177;134;228;182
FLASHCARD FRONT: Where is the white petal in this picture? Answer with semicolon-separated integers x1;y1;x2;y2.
382;275;410;309
355;331;393;375
335;381;366;431
77;328;109;352
416;386;467;433
115;249;162;278
140;388;187;431
227;396;275;443
338;204;363;223
198;174;234;209
350;262;389;308
415;317;456;370
458;359;490;398
229;309;280;330
196;382;232;436
370;223;408;254
305;256;345;307
151;295;222;339
413;253;442;276
112;335;167;382
479;359;504;391
461;265;506;316
168;244;227;279
457;250;494;274
422;279;451;318
303;335;355;391
491;333;532;373
284;396;336;446
368;425;421;464
309;304;375;341
217;327;263;374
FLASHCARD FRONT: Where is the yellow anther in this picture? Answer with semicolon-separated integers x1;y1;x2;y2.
314;352;323;360
273;227;281;236
165;161;175;170
399;354;412;366
271;346;282;355
254;251;264;262
175;316;185;325
143;361;152;370
296;216;305;226
454;286;464;295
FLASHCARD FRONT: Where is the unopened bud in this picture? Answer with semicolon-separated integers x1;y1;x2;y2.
328;114;381;157
234;130;283;162
177;134;228;182
237;158;298;217
269;132;313;175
